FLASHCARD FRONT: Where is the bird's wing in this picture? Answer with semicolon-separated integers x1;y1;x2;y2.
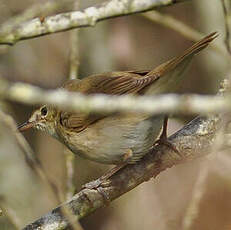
59;71;154;132
59;32;218;131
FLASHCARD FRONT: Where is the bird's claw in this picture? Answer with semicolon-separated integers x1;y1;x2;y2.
82;178;110;202
155;137;179;154
82;178;103;190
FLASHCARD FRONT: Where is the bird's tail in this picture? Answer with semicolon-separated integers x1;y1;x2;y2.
143;32;218;94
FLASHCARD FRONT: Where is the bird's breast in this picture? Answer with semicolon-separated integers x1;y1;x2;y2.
56;113;164;164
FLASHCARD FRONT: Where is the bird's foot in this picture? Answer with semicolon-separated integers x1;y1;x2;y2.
82;178;110;202
82;164;125;190
154;116;180;154
82;163;127;202
154;136;179;154
83;178;105;190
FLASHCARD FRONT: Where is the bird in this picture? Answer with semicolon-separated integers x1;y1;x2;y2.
18;32;218;180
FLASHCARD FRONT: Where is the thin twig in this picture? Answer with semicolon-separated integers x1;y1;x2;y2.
20;79;230;230
221;0;231;56
182;2;231;228
69;29;80;80
61;2;83;229
0;0;188;45
1;77;231;115
0;83;83;230
182;163;209;230
0;0;75;35
0;198;21;230
68;0;80;80
22;112;224;230
65;150;76;200
66;0;80;202
182;120;227;229
66;0;80;198
182;79;230;229
65;0;80;201
143;11;227;59
0;110;60;205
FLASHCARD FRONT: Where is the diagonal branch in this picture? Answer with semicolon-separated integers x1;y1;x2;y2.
22;78;230;229
0;0;189;45
22;112;223;230
22;79;229;230
143;11;227;59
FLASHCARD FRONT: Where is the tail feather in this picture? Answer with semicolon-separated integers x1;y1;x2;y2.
147;32;218;78
175;32;218;63
142;32;218;95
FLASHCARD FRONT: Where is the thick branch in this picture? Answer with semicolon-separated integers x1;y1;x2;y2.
0;78;230;115
23;79;229;229
0;0;188;45
22;113;222;230
0;0;75;33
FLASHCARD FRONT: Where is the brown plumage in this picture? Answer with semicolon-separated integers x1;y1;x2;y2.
18;32;218;165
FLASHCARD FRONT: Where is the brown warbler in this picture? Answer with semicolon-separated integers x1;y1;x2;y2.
18;32;217;175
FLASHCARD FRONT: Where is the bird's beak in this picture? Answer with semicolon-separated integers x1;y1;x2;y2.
17;121;36;132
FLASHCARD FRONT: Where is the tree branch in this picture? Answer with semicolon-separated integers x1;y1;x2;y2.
68;0;80;81
22;112;223;230
143;11;227;59
221;0;231;56
0;0;75;34
0;77;231;116
22;79;230;230
0;0;189;45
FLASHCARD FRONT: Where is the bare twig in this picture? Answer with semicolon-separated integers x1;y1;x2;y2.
182;122;227;229
60;2;83;229
0;0;188;45
65;150;76;200
60;204;84;230
21;79;229;230
143;11;203;41
0;100;82;230
69;29;80;80
52;171;83;230
0;198;21;230
66;0;80;201
181;3;231;228
0;77;231;115
68;0;80;80
182;76;230;229
0;110;60;204
0;0;75;34
0;0;75;54
20;79;230;229
221;0;231;56
22;110;223;229
143;11;227;58
182;163;209;230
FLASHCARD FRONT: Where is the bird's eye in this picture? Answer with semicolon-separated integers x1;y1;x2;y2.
41;106;48;117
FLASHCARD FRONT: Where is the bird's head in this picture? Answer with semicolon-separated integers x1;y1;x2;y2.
18;105;58;137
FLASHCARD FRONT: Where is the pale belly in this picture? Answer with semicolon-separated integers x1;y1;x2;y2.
59;114;164;164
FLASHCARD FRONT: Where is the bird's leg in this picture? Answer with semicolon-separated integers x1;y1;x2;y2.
95;149;132;183
83;150;133;199
82;163;126;202
84;150;132;188
155;116;179;153
100;163;127;181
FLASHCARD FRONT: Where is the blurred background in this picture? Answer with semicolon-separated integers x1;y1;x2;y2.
0;0;230;229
